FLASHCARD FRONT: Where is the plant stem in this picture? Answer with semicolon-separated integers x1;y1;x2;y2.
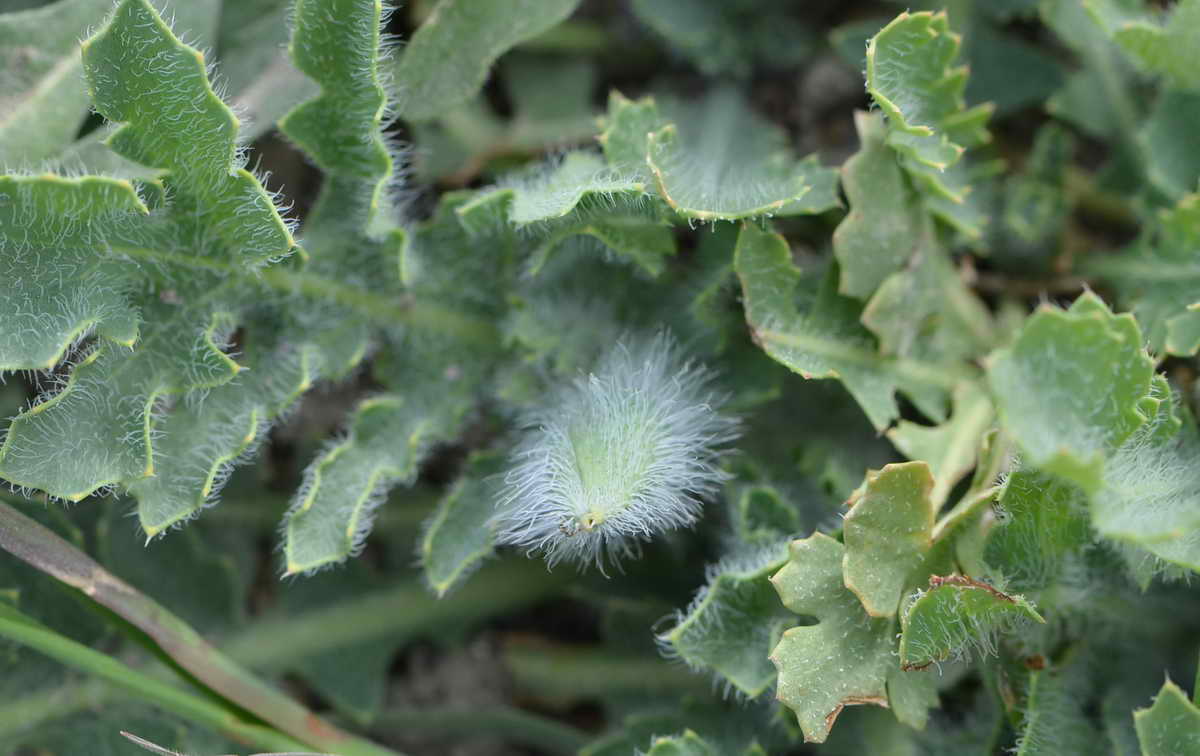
0;499;399;756
501;640;707;701
0;605;312;754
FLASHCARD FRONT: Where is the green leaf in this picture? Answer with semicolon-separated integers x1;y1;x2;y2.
420;451;503;596
898;576;1043;670
1092;418;1200;575
983;471;1091;591
283;397;431;574
770;533;936;743
629;0;814;77
1015;661;1104;755
644;89;838;222
1134;679;1200;756
659;545;791;698
281;0;393;211
1093;0;1200;90
986;292;1156;493
842;462;936;618
1092;193;1200;356
1139;89;1200;202
734;222;963;430
0;0;300;504
412;56;599;184
217;0;319;140
888;382;995;508
0;0;113;166
832;111;925;299
393;0;582;122
866;10;993;206
455;150;675;276
642;730;718;756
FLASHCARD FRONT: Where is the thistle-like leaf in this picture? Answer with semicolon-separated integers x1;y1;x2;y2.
420;451;503;596
0;0;297;505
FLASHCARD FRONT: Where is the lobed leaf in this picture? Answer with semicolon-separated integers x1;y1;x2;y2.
769;533;936;743
283;397;430;575
600;89;839;222
1091;194;1200;357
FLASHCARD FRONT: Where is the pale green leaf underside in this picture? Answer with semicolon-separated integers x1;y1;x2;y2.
393;0;582;122
1091;0;1200;90
1134;679;1200;756
888;382;995;508
899;578;1043;669
734;223;961;430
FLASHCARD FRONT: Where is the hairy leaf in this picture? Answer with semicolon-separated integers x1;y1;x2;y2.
659;546;790;698
601;89;839;222
983;471;1091;591
986;292;1156;493
420;451;502;596
899;576;1043;670
865;9;993;230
